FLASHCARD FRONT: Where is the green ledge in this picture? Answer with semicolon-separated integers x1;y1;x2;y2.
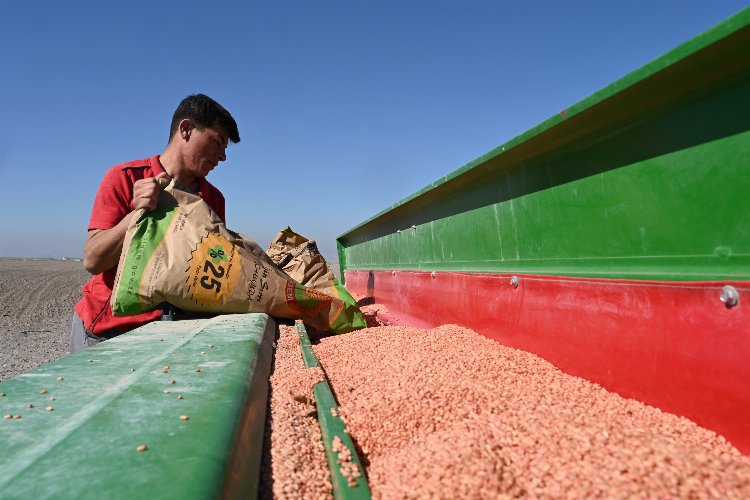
0;313;275;499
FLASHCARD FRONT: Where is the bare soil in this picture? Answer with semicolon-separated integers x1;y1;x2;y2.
0;259;89;381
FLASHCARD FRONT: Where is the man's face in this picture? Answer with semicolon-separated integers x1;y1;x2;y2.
184;123;229;178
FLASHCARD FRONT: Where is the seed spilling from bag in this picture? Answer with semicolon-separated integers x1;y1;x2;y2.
136;444;148;452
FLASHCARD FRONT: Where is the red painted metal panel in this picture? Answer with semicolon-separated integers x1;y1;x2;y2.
345;269;750;454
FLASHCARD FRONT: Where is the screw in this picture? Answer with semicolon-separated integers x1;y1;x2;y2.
510;276;519;288
720;286;739;308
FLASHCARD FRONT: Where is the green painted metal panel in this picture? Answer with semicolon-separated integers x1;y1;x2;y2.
0;314;275;499
337;8;750;281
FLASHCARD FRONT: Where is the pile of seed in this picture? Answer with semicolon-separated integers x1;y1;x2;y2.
259;325;331;499
312;324;750;498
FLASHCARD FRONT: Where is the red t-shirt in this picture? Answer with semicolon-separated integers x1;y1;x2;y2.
74;155;226;334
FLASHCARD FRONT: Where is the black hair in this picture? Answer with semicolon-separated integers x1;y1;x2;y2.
169;94;240;144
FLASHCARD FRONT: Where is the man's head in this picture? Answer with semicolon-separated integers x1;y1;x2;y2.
169;94;240;145
165;94;240;180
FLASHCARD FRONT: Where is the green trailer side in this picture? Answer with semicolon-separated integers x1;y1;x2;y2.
0;314;275;499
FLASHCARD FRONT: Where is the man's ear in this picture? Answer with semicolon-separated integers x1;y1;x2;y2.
178;119;195;141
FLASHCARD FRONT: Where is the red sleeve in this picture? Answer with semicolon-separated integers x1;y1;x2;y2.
88;167;134;231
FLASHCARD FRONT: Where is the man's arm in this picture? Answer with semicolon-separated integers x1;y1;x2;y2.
82;173;170;275
82;216;133;274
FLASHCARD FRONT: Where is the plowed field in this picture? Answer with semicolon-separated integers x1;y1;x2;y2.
0;259;89;381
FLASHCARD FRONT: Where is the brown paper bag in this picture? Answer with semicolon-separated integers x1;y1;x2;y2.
266;227;363;328
111;179;365;333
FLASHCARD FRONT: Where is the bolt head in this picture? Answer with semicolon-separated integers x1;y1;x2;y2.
720;285;739;308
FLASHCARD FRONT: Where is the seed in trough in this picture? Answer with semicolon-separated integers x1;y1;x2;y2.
170;379;176;385
27;403;34;408
136;444;148;452
162;366;169;373
163;390;170;394
130;368;136;372
13;415;21;419
87;359;93;363
208;344;214;348
292;393;314;405
177;395;183;400
200;351;205;355
195;368;202;373
46;406;54;411
3;415;12;419
40;389;47;394
180;415;189;420
49;396;55;401
56;376;63;381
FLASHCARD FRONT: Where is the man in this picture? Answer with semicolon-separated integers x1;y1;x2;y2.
71;94;240;352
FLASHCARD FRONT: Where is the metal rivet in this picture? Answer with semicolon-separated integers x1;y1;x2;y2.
720;285;739;308
510;276;519;288
431;271;436;279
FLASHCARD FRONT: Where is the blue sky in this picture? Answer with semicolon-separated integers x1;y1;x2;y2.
1;1;748;262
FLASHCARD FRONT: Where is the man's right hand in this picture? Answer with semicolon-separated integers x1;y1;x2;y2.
132;172;171;211
83;172;171;275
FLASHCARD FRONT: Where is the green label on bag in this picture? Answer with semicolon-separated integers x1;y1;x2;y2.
114;206;178;315
329;278;367;333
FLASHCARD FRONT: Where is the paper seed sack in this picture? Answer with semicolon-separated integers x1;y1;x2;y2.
111;179;365;334
266;226;362;321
